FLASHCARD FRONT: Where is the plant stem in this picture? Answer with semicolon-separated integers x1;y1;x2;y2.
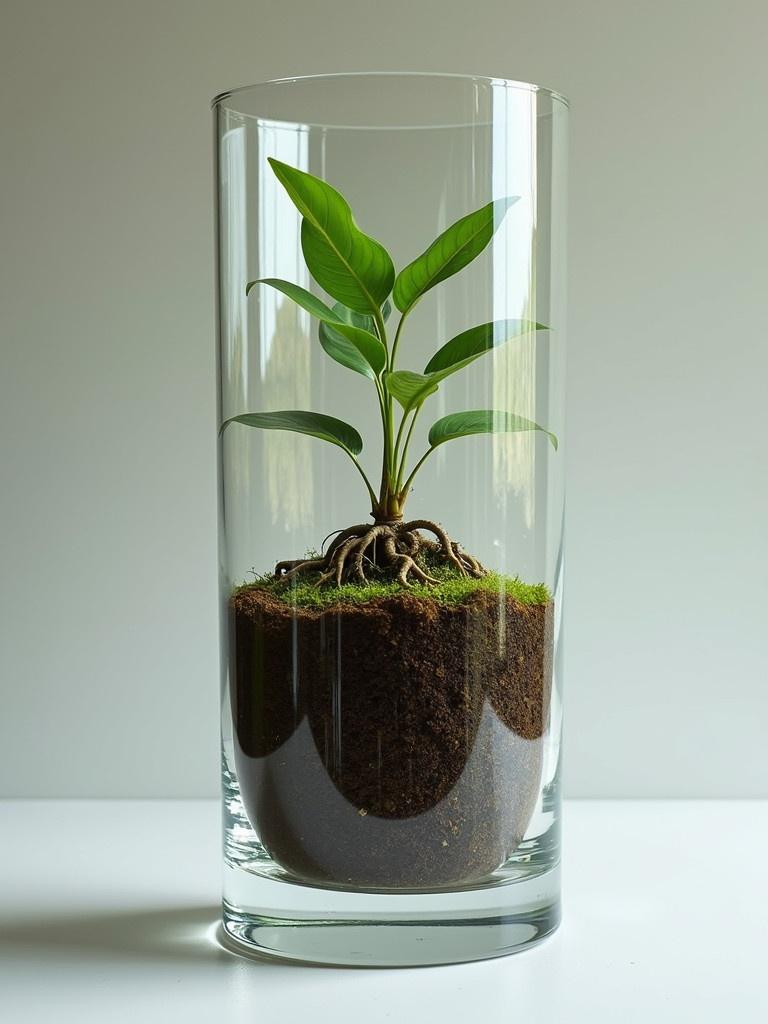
373;376;388;438
395;405;421;491
373;307;388;351
389;311;409;372
392;406;413;475
347;453;379;509
372;305;397;510
377;308;412;513
399;444;437;499
386;405;395;479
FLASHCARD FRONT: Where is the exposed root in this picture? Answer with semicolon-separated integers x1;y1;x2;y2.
419;537;486;577
401;520;469;578
382;532;439;586
274;556;326;578
274;519;486;588
352;525;390;582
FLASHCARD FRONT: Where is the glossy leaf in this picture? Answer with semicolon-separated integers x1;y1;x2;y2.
393;197;518;314
220;410;363;455
317;299;391;379
385;318;544;411
245;277;336;319
424;319;548;375
385;356;485;412
318;322;378;379
247;278;386;377
385;370;440;412
324;296;392;333
428;410;558;450
268;158;395;314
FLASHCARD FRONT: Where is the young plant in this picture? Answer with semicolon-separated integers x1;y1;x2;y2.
221;158;557;587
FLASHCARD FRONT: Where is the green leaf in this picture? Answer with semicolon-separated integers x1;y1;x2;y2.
268;158;395;314
317;299;392;379
424;319;548;375
318;321;381;379
246;278;386;377
220;410;363;455
393;197;518;314
386;317;546;411
245;277;337;319
321;297;392;334
428;410;558;451
385;370;440;412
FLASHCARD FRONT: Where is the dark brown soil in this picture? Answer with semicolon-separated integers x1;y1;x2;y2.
230;586;553;889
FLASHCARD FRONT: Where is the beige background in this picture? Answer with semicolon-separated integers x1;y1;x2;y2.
1;0;766;797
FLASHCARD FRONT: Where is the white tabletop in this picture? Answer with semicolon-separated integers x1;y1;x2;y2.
1;799;765;1022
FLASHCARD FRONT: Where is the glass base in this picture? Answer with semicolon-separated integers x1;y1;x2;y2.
220;743;561;966
221;865;560;967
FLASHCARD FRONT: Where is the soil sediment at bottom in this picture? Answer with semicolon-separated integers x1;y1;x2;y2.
230;586;553;888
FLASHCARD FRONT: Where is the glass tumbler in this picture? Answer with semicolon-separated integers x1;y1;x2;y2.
214;72;568;966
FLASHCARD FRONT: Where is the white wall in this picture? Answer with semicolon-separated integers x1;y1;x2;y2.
1;0;766;798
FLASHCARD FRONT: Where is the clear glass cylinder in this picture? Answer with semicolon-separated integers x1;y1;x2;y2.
214;72;568;966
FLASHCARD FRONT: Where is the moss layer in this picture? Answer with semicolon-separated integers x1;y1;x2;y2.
236;564;550;611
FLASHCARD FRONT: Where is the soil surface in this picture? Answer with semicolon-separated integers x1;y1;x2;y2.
230;586;553;889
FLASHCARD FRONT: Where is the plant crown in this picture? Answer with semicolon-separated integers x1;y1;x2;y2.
221;158;557;522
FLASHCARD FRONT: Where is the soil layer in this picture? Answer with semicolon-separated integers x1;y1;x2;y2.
230;585;553;889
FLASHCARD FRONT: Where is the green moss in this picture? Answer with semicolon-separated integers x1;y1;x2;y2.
236;562;550;610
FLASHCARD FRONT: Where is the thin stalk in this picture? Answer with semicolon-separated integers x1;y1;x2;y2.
399;444;437;499
391;406;414;476
386;404;396;481
388;311;409;372
379;385;395;494
373;308;388;352
395;405;422;491
347;453;378;508
375;377;393;506
370;306;396;505
373;376;388;434
381;308;409;500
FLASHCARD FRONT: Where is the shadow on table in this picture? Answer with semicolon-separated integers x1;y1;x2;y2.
0;905;243;967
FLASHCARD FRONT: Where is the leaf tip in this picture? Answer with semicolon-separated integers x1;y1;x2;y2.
266;156;291;183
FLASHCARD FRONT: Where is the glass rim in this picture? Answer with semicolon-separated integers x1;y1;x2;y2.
211;71;570;120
